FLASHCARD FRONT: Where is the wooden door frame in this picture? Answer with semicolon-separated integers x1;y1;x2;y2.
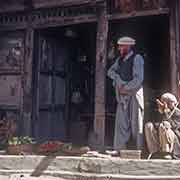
169;0;180;98
32;31;70;141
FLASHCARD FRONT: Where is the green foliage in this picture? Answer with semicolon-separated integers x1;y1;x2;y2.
8;136;35;145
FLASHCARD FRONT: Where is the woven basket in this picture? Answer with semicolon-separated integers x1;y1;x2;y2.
7;144;34;155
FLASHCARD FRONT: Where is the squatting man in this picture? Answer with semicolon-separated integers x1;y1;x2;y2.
145;92;180;159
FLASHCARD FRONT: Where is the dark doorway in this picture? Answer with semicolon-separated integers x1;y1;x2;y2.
33;23;96;143
106;15;170;147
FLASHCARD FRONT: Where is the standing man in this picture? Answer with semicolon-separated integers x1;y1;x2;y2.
107;37;144;150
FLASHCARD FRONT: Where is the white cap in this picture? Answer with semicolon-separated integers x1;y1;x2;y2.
161;93;177;103
117;36;136;45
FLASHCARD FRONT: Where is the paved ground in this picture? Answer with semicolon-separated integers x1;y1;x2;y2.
0;174;64;180
2;174;180;180
0;156;180;179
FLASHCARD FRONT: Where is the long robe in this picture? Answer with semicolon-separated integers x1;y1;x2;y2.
107;51;144;150
164;107;180;158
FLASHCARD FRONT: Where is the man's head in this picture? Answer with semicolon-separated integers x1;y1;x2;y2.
117;37;135;57
161;93;178;109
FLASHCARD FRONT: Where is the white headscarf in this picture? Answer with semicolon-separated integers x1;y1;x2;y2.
161;93;177;104
117;37;136;45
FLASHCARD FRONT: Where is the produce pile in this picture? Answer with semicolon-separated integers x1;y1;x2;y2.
5;136;91;155
8;136;35;145
37;141;90;155
37;141;64;154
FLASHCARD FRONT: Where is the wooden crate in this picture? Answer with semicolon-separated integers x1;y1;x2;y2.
7;144;34;155
120;150;141;159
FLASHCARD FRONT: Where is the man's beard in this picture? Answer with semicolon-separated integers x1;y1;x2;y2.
120;51;128;58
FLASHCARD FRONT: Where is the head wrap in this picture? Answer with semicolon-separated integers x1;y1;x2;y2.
117;36;136;45
161;93;177;104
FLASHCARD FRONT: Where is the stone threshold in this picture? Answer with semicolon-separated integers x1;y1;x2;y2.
1;171;180;180
0;156;180;179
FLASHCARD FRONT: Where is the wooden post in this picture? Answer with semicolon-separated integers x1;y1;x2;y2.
22;26;34;136
169;1;178;96
94;2;108;150
175;0;180;98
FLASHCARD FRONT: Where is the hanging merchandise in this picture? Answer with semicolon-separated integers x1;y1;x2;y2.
71;90;83;104
79;55;87;62
108;41;115;60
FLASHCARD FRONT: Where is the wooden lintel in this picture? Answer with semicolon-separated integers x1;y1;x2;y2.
0;5;25;13
0;15;97;31
108;8;169;21
0;8;171;31
0;24;28;32
32;15;97;29
33;0;104;9
0;105;20;111
0;70;21;75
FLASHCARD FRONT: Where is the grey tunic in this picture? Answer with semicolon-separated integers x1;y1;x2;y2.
163;107;180;157
107;51;144;150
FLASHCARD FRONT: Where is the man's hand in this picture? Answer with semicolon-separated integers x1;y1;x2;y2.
118;85;128;95
156;98;168;113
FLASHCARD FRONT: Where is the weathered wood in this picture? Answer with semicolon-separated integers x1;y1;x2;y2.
108;8;169;20
0;32;23;108
32;15;97;29
0;105;19;111
22;27;34;136
32;32;41;140
0;7;169;32
169;1;178;96
0;4;25;13
94;2;108;149
33;0;104;9
175;0;180;98
0;15;97;32
0;24;28;32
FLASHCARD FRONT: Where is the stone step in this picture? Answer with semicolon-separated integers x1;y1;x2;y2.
0;156;179;179
9;174;64;180
2;172;180;180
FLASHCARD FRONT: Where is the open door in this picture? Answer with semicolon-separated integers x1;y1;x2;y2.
33;32;68;142
33;24;96;144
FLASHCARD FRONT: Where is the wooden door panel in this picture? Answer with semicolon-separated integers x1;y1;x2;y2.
0;35;23;72
54;43;67;72
51;110;65;140
40;39;53;71
39;74;52;106
54;76;66;105
0;75;22;106
35;34;68;141
38;111;52;141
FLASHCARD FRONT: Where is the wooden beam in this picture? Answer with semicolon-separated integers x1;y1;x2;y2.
108;8;169;21
169;1;178;96
94;2;108;150
24;0;34;10
0;8;170;32
22;26;34;136
175;0;180;98
32;15;97;29
0;5;25;13
0;24;28;32
0;15;97;31
33;0;104;9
